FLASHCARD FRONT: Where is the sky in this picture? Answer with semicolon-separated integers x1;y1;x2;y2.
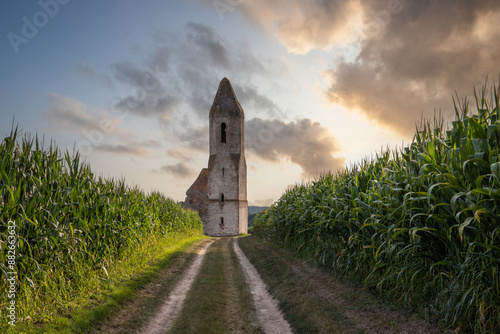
1;0;499;206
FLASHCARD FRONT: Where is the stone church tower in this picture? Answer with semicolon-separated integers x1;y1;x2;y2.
183;78;248;236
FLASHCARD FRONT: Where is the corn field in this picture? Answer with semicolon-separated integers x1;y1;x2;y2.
0;128;202;324
253;83;500;332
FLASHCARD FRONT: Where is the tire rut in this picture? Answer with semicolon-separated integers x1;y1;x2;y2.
234;239;293;334
140;239;214;334
90;239;211;334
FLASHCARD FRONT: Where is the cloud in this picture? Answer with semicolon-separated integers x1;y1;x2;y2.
95;143;151;157
115;92;181;120
112;60;181;119
183;22;268;76
185;22;231;69
236;0;363;54
168;23;271;118
153;162;197;179
70;22;286;156
159;146;205;180
110;22;282;129
233;0;500;135
45;93;122;133
323;0;500;135
94;138;160;157
139;139;161;147
166;147;193;162
166;124;209;151
250;199;275;207
246;118;345;178
233;83;284;118
75;62;113;88
44;93;157;157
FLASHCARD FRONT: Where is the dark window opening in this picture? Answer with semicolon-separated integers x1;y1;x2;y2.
220;193;225;202
221;123;227;143
220;217;224;225
222;167;225;176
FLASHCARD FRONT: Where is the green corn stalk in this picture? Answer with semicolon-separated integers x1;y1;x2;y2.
0;127;203;325
253;79;500;332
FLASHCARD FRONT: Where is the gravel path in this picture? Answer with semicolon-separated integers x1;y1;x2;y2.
233;239;293;334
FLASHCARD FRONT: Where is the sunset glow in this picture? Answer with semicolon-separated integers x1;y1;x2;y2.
1;0;499;205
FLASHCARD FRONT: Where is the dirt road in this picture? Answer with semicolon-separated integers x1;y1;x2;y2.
233;240;292;334
140;240;215;334
92;236;444;334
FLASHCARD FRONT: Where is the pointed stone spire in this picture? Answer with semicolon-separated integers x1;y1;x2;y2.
210;77;244;117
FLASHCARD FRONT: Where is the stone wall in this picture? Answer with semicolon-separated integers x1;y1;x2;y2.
182;78;247;236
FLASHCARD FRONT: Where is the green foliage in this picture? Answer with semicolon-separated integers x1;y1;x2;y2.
0;129;203;327
253;82;500;332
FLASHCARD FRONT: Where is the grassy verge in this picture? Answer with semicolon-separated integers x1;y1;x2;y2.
239;235;442;334
9;231;206;334
170;237;262;333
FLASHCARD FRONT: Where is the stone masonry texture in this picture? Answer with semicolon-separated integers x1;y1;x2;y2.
182;78;248;236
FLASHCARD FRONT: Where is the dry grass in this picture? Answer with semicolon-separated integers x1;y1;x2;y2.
170;237;262;333
239;235;447;334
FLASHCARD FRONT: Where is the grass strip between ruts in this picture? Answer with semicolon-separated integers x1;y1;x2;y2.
170;237;262;334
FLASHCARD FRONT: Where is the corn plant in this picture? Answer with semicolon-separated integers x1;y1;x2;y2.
0;127;203;325
253;81;500;332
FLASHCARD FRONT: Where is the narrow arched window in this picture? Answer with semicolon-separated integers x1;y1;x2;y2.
220;217;224;225
221;123;226;143
220;193;225;202
222;168;225;176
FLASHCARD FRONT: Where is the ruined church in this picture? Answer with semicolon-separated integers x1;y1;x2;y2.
182;78;248;236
